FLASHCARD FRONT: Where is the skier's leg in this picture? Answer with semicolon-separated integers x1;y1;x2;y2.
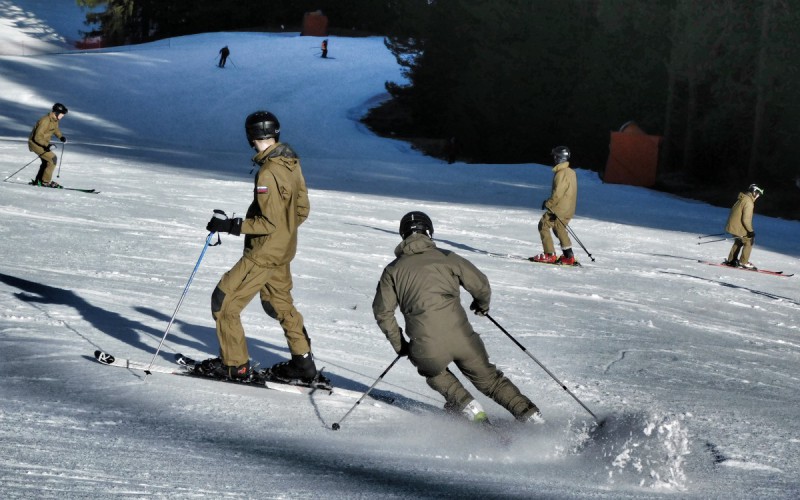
740;235;754;264
211;257;264;366
263;264;310;356
727;238;743;263
455;332;539;420
538;214;556;254
553;217;573;251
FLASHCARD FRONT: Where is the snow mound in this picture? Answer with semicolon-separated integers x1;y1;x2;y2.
576;411;691;490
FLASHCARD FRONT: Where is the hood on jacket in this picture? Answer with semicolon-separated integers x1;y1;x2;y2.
394;233;435;258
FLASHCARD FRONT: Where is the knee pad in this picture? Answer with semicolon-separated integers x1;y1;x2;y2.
211;286;226;316
260;299;278;319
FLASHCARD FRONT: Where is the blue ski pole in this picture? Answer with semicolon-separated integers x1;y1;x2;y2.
144;231;219;378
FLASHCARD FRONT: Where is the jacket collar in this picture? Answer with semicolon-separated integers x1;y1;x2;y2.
394;233;436;257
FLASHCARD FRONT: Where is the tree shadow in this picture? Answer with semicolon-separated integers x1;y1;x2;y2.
0;271;166;357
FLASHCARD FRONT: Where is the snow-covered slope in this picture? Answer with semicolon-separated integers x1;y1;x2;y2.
1;5;799;499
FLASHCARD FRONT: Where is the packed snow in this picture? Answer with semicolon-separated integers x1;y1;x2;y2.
1;3;799;499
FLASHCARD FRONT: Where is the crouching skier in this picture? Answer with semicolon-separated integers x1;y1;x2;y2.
372;211;544;424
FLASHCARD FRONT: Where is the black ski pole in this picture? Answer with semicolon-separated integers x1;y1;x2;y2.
57;142;65;178
144;231;219;379
555;214;595;262
331;354;402;431
484;313;601;424
698;233;726;239
696;237;728;245
3;149;49;182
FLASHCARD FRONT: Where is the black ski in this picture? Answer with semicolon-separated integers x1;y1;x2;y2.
29;179;97;193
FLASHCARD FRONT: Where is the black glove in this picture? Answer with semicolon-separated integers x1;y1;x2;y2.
746;231;755;239
44;144;51;152
60;136;67;143
469;300;489;316
541;199;548;210
397;338;410;357
206;209;242;235
548;212;557;221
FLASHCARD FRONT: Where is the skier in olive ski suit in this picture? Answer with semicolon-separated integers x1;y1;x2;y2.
199;110;318;383
372;212;544;423
723;184;763;270
28;103;68;188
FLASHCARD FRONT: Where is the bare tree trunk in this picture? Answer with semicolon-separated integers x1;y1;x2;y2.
683;69;698;174
748;0;773;180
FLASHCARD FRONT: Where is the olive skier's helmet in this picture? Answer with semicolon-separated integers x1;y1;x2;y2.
399;211;434;240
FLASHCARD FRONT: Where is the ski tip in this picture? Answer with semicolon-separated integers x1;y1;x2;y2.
94;350;115;364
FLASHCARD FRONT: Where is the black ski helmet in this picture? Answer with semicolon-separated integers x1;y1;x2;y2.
245;110;280;146
399;211;434;240
551;146;570;164
52;103;68;115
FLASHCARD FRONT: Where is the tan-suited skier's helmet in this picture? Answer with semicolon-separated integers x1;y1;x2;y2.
551;146;570;164
245;111;280;147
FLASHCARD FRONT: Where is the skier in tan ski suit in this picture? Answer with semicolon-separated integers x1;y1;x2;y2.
373;211;544;423
198;111;317;382
532;146;577;265
723;184;763;270
28;103;68;188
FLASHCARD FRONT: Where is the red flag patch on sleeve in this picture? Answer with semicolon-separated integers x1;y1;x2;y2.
256;186;268;194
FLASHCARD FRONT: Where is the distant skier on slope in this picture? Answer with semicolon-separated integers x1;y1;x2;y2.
531;146;578;265
199;110;319;383
28;103;68;188
372;211;544;424
321;39;328;58
218;46;230;67
723;184;763;270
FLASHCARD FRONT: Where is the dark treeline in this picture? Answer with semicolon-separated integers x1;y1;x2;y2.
78;0;799;218
76;0;404;43
378;0;800;218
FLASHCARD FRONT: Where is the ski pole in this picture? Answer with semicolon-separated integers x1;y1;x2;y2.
696;237;728;245
698;233;726;239
331;354;402;430
555;214;595;262
143;231;218;379
57;142;65;178
3;148;50;182
484;313;601;424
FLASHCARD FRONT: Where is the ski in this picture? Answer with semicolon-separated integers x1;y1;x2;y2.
93;350;391;402
29;179;97;193
527;257;582;267
488;253;582;267
174;353;336;394
699;260;793;277
94;350;184;374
